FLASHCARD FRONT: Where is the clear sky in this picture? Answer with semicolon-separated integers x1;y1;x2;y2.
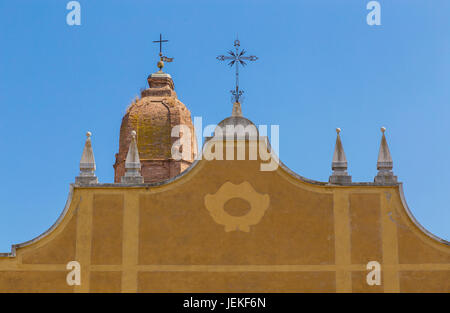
0;0;449;252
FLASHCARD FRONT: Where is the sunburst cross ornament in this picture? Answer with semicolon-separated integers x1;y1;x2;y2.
217;38;258;104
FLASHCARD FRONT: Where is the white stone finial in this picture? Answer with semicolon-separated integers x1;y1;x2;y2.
121;130;144;184
75;131;98;184
375;127;397;184
329;128;351;184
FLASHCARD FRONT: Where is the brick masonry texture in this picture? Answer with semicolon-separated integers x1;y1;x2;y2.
114;75;196;183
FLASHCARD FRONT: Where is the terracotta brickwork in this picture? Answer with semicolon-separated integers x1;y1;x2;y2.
113;74;196;183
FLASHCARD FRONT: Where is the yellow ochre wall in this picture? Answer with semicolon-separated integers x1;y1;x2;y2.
0;140;449;293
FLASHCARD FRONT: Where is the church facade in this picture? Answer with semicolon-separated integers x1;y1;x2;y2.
0;64;449;293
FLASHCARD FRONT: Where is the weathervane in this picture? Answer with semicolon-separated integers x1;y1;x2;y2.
153;33;174;72
217;38;258;104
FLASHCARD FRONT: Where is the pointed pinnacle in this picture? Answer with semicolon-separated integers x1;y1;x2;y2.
329;127;351;184
125;131;141;166
332;128;347;170
121;130;144;184
75;131;98;184
80;131;95;172
377;126;393;170
375;126;397;184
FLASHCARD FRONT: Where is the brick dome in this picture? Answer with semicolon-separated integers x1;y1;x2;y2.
114;72;196;183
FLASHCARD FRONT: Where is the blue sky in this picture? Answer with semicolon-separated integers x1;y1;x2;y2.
0;0;449;252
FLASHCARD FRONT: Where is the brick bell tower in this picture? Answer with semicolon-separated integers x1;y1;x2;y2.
114;41;196;183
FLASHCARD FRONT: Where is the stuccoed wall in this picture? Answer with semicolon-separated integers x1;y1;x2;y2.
0;140;449;292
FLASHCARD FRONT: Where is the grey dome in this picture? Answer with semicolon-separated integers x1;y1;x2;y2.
214;116;259;138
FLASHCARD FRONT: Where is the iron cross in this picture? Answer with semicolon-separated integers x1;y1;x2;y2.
153;33;168;56
152;34;173;71
217;38;258;103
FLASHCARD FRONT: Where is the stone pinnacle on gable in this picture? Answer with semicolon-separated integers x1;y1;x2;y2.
329;128;352;184
75;131;98;184
121;130;144;184
374;126;398;184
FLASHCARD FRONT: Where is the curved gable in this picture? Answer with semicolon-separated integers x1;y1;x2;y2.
0;139;449;292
